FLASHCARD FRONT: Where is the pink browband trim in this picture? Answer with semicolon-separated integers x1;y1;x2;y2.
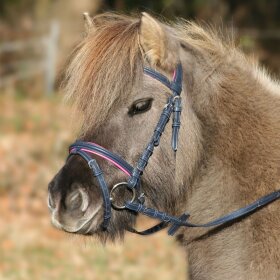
172;69;176;80
71;148;131;176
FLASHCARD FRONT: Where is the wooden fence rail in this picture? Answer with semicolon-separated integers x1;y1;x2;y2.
0;20;59;96
0;23;279;95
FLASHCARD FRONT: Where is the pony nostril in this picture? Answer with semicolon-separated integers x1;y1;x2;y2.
79;188;89;212
65;188;89;212
48;193;56;210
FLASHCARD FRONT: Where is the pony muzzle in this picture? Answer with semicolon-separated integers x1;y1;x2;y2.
48;185;102;234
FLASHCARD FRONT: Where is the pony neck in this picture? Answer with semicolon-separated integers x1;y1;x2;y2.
178;53;280;279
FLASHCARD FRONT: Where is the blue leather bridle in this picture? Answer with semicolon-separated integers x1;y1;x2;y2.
69;63;280;236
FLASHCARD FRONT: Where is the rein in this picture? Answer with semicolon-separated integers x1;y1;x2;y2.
68;64;280;236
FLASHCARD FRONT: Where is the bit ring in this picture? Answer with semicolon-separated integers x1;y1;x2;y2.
110;182;136;210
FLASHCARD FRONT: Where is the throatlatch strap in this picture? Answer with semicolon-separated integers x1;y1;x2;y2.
172;96;182;151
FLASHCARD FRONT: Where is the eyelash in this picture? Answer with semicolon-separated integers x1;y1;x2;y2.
128;98;153;116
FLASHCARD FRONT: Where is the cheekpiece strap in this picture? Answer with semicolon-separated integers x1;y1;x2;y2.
128;64;184;189
143;64;183;151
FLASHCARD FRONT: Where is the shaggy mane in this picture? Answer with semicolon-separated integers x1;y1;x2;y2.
63;13;143;133
176;20;235;57
64;13;279;135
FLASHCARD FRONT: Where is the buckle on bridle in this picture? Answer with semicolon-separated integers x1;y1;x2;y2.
110;182;137;210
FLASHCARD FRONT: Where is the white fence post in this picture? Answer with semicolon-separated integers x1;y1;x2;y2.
44;20;60;96
0;21;60;95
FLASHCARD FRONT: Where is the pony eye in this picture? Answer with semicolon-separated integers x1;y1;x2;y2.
128;98;153;116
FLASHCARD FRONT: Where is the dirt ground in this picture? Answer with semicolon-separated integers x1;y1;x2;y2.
0;94;186;280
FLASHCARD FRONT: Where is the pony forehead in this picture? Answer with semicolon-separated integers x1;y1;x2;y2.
63;14;143;133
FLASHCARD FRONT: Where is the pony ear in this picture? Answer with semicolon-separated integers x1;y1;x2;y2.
139;12;179;70
83;12;96;34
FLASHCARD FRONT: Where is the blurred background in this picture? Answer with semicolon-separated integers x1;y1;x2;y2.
0;1;279;279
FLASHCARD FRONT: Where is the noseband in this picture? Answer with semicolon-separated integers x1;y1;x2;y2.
68;64;280;235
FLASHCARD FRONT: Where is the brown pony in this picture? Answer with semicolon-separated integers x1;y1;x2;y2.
48;12;280;279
